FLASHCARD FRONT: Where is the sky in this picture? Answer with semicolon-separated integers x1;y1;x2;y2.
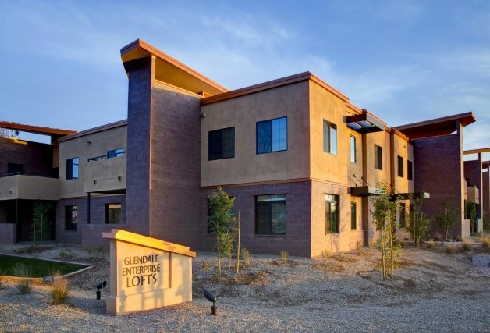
0;0;488;155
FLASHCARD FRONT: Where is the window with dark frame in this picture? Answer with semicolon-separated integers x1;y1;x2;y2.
105;203;122;224
323;120;337;155
374;145;382;170
350;136;356;163
325;194;339;233
65;205;78;231
407;160;413;180
7;163;23;175
256;195;286;235
257;117;287;154
208;127;235;160
107;148;124;159
397;155;404;177
66;157;79;180
351;201;357;230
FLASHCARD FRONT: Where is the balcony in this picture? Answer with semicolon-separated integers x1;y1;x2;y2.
84;153;126;193
0;174;59;201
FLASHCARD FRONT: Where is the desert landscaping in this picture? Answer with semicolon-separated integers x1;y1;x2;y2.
0;242;489;333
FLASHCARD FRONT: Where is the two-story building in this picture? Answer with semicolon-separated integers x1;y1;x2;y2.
0;39;480;255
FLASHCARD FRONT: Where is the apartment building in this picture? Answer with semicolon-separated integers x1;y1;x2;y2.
0;39;479;255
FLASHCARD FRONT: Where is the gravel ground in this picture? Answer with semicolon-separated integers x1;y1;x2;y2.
0;243;489;333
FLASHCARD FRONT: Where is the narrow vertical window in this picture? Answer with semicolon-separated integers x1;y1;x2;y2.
65;205;78;231
323;120;337;155
397;155;404;177
374;145;382;170
350;136;357;163
407;160;413;180
325;194;339;233
351;202;357;230
66;157;79;180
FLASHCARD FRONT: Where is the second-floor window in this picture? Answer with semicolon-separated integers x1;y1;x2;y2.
374;145;382;170
257;117;287;154
108;148;124;158
407;160;413;180
323;120;337;155
208;127;235;160
66;157;79;180
397;155;404;177
350;136;357;163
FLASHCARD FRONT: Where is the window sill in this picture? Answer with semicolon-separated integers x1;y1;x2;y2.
254;234;286;237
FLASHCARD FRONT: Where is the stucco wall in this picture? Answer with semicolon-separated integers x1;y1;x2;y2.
201;81;310;187
59;125;127;199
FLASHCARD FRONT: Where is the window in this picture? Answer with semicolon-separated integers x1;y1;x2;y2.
397;155;404;177
105;203;122;224
7;163;23;175
208;127;235;160
323;120;337;155
257;117;287;154
399;203;406;228
350;136;356;163
374;145;382;170
108;148;124;159
66;157;79;180
407;160;413;180
65;205;78;231
325;194;339;233
256;195;286;234
351;202;357;230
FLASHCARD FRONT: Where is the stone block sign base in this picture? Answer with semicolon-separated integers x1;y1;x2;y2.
102;229;196;315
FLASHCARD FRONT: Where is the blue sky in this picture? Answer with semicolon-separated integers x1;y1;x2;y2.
0;0;488;153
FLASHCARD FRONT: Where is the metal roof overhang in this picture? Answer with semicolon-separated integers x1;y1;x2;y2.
344;113;385;134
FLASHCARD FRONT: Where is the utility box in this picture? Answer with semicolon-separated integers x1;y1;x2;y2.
102;229;196;315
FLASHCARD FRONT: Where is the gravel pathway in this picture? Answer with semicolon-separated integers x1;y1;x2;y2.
0;244;489;332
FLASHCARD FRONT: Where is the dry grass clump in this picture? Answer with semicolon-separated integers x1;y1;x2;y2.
482;238;490;248
313;260;345;273
462;241;471;251
445;245;456;254
280;250;288;263
13;263;31;294
241;248;251;266
426;240;435;249
331;254;358;263
51;273;69;304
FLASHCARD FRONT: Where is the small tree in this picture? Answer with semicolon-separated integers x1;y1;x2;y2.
371;183;400;281
406;195;430;247
32;200;52;246
208;187;237;278
435;197;457;241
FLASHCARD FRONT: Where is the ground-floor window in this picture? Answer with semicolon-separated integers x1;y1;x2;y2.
351;202;357;230
256;194;286;234
65;205;78;231
325;194;339;233
105;203;122;224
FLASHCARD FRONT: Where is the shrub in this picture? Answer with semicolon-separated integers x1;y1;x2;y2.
482;238;490;248
51;274;69;305
320;250;330;258
201;261;210;270
13;263;31;294
280;250;288;263
426;240;435;249
445;245;456;254
241;248;251;266
462;241;471;251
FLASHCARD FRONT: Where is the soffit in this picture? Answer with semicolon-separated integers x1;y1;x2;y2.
120;39;227;96
0;121;76;136
395;112;476;140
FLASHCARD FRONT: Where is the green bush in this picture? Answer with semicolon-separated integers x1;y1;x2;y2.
13;263;31;294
